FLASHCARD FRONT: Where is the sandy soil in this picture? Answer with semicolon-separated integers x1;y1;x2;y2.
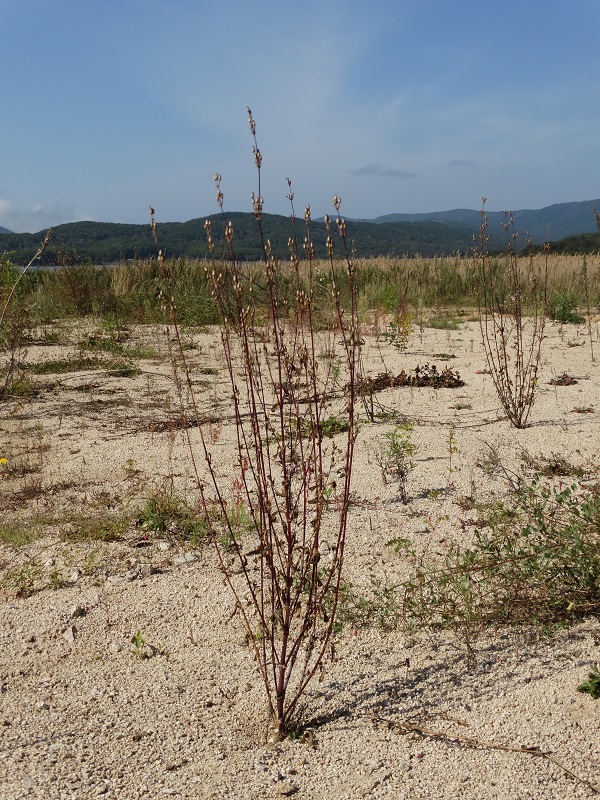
1;316;599;799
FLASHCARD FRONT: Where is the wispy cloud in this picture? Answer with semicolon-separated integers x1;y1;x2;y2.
449;159;475;167
350;162;418;180
0;196;94;233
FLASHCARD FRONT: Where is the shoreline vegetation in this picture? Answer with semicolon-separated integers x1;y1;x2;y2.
1;251;598;328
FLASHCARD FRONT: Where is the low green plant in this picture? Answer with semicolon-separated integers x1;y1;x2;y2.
384;310;413;353
376;422;418;503
399;479;600;658
318;414;350;438
0;373;38;397
577;664;600;699
547;293;585;325
0;522;41;548
23;356;104;374
426;316;462;330
2;562;43;597
48;569;65;590
61;514;130;543
137;486;252;547
335;573;403;633
130;627;167;659
105;363;141;378
447;424;459;477
137;488;208;543
78;329;158;360
131;629;147;659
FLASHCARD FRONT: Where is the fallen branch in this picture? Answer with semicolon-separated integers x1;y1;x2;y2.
370;713;600;795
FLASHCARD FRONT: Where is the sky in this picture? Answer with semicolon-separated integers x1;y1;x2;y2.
2;0;600;233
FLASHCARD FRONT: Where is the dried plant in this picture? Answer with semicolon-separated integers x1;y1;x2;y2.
171;109;359;738
0;230;52;397
474;200;547;428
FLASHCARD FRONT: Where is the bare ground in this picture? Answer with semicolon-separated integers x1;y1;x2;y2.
1;316;599;799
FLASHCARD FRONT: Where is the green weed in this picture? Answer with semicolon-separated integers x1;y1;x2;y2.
0;522;41;548
136;488;209;544
2;562;43;597
400;480;600;657
376;423;418;504
577;664;600;699
547;293;585;325
426;316;462;330
61;514;130;543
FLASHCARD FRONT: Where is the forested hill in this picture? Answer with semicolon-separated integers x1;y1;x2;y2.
0;213;480;263
372;198;600;244
2;203;599;265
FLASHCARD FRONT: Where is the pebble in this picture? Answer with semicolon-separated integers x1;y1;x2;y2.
62;626;77;644
173;553;198;565
274;779;298;796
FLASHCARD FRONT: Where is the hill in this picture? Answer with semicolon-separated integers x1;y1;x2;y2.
373;198;600;244
0;213;479;264
1;199;599;264
0;225;12;235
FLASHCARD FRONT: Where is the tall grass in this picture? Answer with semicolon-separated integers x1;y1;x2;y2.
16;250;598;328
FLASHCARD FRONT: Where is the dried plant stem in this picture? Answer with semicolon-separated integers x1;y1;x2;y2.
172;110;359;737
475;201;546;428
371;714;600;795
0;229;52;329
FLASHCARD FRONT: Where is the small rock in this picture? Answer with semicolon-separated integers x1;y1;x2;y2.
69;569;81;583
69;604;86;620
109;641;124;654
156;540;171;551
412;523;429;534
174;552;198;565
62;625;77;644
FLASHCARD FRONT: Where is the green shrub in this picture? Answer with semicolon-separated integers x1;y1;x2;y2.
547;292;585;324
399;479;600;657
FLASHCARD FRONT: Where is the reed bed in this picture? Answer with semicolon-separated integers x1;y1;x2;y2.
14;251;600;327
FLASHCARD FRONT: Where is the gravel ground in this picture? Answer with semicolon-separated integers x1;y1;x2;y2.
1;319;599;799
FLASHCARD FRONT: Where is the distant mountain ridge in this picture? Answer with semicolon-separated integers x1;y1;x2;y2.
1;199;598;263
371;198;600;244
0;225;12;234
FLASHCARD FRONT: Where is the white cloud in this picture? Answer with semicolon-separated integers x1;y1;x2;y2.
0;197;15;217
0;198;94;233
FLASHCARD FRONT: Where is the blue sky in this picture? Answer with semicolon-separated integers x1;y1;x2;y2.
2;0;599;232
